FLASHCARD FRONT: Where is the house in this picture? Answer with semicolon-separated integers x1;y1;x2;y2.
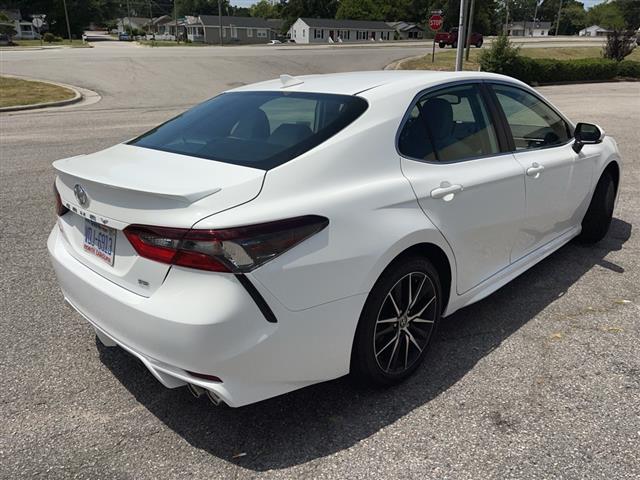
579;25;611;37
0;9;41;40
288;18;395;44
195;15;277;44
505;21;551;37
387;21;424;40
117;17;151;33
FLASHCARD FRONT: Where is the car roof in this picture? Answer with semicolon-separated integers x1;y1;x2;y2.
227;70;520;96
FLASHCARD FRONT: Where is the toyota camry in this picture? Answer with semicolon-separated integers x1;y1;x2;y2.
49;71;622;407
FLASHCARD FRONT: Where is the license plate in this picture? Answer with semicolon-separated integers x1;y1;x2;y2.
83;219;116;266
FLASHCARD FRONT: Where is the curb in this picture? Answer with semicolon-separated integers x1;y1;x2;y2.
0;76;83;112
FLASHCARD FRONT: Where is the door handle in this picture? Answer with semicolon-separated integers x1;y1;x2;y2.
526;162;545;177
430;182;463;200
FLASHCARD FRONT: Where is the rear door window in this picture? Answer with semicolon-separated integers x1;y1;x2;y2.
130;92;368;170
398;83;500;162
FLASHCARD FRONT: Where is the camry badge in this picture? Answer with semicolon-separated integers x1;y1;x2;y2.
73;184;89;207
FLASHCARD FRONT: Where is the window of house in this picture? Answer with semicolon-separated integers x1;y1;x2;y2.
257;29;267;38
398;84;500;162
491;84;570;150
247;28;253;37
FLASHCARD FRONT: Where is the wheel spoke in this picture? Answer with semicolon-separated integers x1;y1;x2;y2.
409;295;435;321
405;328;423;353
375;325;395;338
412;318;434;324
377;317;398;324
408;275;426;311
404;332;409;369
376;332;398;357
387;292;402;317
386;335;401;371
407;273;412;313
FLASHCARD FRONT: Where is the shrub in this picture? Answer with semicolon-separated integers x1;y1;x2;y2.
617;60;640;77
478;34;522;76
603;30;636;61
43;32;62;43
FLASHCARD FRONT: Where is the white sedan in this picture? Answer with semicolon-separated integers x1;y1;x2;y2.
49;71;622;407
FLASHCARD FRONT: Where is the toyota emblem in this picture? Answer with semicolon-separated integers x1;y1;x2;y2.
73;184;89;207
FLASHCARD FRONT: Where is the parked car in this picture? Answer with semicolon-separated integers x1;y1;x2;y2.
49;71;622;407
435;27;483;48
267;39;282;45
117;32;130;41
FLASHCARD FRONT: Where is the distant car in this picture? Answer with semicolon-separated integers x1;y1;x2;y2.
435;28;483;48
118;32;130;41
267;39;282;45
49;71;621;407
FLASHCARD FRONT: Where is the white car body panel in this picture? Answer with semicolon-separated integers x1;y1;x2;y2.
47;71;623;406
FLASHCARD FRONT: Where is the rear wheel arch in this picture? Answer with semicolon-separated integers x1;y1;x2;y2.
376;243;452;315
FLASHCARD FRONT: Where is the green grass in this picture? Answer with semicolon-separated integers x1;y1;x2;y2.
9;39;91;48
138;40;208;47
398;46;640;71
0;76;76;108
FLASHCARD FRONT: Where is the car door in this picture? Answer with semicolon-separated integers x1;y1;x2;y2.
399;82;525;294
488;83;594;261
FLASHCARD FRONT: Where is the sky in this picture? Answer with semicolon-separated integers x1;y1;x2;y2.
228;0;610;10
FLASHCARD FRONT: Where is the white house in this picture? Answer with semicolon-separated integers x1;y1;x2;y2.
117;17;151;33
579;25;611;37
0;9;41;40
288;18;395;44
387;21;425;40
505;21;551;37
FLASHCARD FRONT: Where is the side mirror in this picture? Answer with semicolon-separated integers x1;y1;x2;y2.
572;122;605;153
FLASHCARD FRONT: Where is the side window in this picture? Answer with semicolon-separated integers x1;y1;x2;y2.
491;84;570;151
398;84;500;162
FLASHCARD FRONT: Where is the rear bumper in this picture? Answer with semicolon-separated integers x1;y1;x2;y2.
48;225;365;406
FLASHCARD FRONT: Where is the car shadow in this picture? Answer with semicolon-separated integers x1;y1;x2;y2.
97;218;631;471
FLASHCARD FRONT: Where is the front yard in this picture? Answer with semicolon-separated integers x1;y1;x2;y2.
0;76;76;108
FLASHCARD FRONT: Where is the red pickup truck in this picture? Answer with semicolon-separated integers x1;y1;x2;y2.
435;28;483;48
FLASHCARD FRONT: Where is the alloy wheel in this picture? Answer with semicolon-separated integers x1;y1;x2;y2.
373;272;437;375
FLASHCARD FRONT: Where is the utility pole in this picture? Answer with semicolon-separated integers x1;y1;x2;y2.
465;0;476;61
174;0;178;43
455;0;467;71
504;0;509;35
555;0;563;36
218;0;223;46
126;0;133;35
61;0;72;43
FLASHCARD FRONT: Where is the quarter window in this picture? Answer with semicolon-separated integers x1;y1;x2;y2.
491;84;570;150
398;84;500;162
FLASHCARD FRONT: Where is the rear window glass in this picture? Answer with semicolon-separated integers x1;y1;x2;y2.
129;91;368;170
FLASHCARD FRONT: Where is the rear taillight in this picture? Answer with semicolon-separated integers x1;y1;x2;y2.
54;182;69;216
124;215;328;273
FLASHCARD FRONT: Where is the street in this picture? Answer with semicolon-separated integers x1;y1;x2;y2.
1;43;639;479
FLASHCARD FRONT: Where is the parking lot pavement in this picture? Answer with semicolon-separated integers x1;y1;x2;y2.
0;43;638;479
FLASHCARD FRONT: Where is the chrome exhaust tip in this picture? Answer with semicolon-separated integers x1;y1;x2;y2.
206;390;223;406
187;383;205;398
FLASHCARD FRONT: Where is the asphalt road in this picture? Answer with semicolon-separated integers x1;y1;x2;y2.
1;44;639;480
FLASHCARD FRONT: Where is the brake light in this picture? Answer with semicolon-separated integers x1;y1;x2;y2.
54;182;69;216
124;215;329;273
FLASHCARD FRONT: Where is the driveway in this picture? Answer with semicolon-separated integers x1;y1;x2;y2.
0;45;638;479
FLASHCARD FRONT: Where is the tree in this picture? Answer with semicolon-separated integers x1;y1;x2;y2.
335;0;388;21
250;0;276;18
586;1;626;30
603;29;636;61
0;12;17;43
614;0;640;30
281;0;339;31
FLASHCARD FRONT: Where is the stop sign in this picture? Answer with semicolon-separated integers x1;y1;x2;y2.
429;15;443;32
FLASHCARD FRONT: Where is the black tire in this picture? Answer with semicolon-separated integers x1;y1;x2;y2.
475;40;483;48
576;170;616;243
439;42;446;48
351;256;442;386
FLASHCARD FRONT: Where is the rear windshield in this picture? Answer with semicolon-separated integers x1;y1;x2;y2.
129;91;368;170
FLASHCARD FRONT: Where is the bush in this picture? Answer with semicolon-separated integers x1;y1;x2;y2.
478;34;522;76
43;32;62;43
617;59;640;77
482;55;640;84
603;30;636;61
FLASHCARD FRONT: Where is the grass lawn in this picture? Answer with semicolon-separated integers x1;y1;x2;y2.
138;40;208;47
398;46;640;71
10;39;91;48
0;76;76;108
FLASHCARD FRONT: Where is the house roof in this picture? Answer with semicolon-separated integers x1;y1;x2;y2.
387;21;422;32
581;24;610;31
199;15;271;28
121;17;151;26
299;18;395;31
506;21;551;29
152;15;173;26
